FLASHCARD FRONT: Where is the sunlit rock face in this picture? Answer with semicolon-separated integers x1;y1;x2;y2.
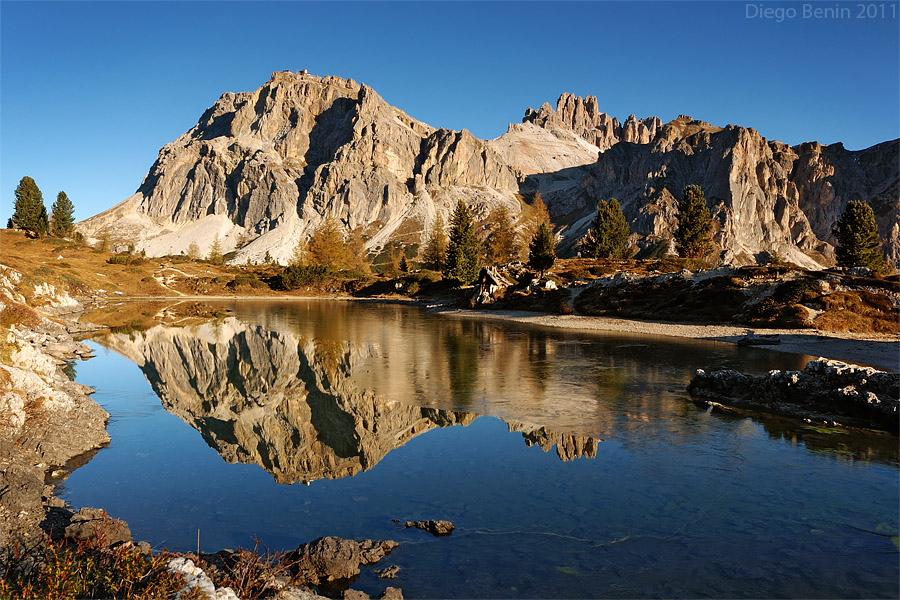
529;111;898;269
77;71;898;269
96;316;600;483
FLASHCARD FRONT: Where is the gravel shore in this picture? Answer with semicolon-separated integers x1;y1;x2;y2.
437;308;900;372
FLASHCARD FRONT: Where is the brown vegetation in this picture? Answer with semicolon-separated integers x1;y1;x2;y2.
0;537;184;600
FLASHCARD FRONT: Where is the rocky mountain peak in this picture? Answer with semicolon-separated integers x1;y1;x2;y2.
523;93;661;150
76;73;899;269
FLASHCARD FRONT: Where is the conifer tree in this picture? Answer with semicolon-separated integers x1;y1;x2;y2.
50;191;76;237
308;214;347;271
11;176;48;235
422;211;448;272
519;192;551;260
674;185;713;258
833;200;886;272
528;222;556;279
207;234;225;265
445;200;481;285
343;228;369;273
581;198;630;258
483;204;518;265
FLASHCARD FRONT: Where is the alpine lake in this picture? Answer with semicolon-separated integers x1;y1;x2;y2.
60;300;899;599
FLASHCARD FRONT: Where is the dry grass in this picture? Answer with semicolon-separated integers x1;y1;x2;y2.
814;291;899;334
0;301;42;330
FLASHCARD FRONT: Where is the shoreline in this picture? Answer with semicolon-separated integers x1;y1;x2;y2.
105;294;900;371
436;308;900;371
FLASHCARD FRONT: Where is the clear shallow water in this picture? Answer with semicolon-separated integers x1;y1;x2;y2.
62;301;899;598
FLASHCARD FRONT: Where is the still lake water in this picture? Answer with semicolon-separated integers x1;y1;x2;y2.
62;300;899;598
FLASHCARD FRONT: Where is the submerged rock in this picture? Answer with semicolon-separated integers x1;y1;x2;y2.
688;359;899;431
343;587;403;600
373;564;400;579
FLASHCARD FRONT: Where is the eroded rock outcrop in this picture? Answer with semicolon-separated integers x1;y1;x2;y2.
523;93;661;151
522;99;898;269
0;266;110;549
688;359;900;431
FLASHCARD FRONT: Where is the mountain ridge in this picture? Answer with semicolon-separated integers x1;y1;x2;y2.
77;71;899;269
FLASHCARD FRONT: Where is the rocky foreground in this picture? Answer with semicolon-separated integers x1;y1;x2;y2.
0;265;109;550
688;359;900;432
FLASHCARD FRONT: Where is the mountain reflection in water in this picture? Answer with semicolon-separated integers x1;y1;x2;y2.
95;300;898;478
96;316;599;484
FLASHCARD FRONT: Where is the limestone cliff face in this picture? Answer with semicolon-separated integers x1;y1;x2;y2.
77;73;898;268
528;107;898;268
77;72;572;264
97;318;598;483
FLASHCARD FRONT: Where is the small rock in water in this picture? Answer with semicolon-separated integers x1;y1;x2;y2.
397;519;455;536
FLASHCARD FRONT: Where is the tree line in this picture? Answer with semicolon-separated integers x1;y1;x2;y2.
6;174;887;275
7;176;76;238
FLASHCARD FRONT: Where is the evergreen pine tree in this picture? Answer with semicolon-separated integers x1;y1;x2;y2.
528;222;556;279
11;176;47;235
50;191;76;237
422;211;448;271
207;234;225;265
580;198;630;258
483;204;518;265
36;205;49;236
674;185;713;258
833;200;886;272
445;200;481;285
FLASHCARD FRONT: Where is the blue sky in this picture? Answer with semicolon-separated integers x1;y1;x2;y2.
2;0;898;223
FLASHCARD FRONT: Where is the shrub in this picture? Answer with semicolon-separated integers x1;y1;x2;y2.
0;537;184;600
276;264;327;290
772;278;822;304
107;255;144;266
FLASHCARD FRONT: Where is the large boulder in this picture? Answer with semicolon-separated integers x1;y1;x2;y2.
288;536;398;584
